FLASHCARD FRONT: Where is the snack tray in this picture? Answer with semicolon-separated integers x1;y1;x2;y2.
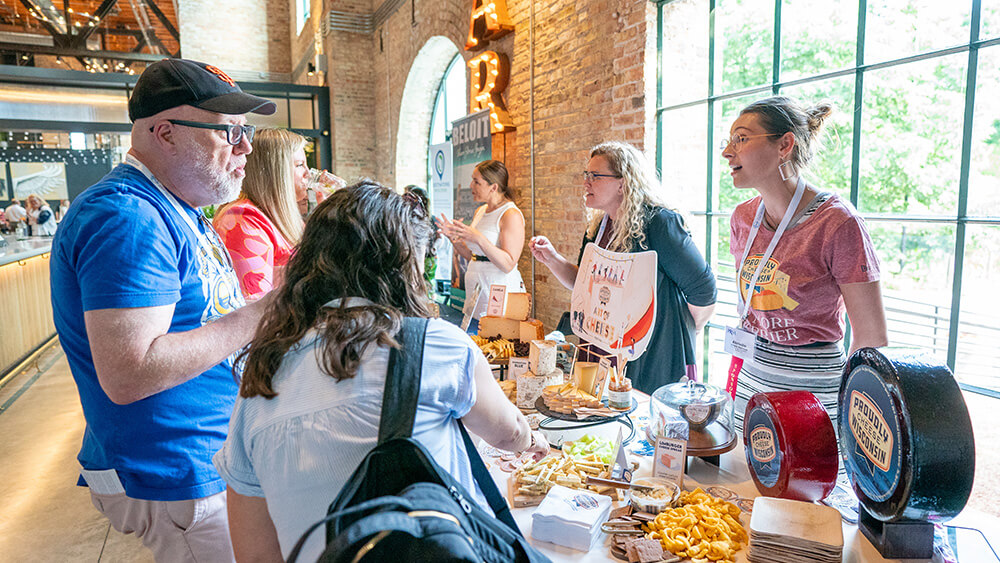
535;396;638;423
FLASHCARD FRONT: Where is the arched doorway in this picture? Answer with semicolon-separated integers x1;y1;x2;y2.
394;36;462;190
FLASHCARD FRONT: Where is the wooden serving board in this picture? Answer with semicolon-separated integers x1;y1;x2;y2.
507;472;544;508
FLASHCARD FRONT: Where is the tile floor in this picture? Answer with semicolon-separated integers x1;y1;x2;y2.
0;346;151;562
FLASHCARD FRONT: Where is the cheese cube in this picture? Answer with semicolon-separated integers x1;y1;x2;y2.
519;319;544;342
529;340;557;374
478;316;520;340
504;292;531;321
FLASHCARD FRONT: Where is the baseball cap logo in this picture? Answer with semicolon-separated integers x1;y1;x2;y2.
205;65;235;87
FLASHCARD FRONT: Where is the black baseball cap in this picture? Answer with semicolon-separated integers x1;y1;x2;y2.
128;58;277;121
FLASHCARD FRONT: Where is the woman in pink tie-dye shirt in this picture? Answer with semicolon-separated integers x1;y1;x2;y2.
214;129;308;299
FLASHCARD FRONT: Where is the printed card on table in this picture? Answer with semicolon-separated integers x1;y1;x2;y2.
508;357;529;380
652;435;686;488
486;284;507;317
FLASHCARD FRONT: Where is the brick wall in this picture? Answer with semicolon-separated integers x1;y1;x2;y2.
178;0;291;79
306;0;655;328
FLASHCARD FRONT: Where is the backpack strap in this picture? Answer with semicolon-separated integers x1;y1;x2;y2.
379;316;523;535
458;420;523;535
377;317;429;444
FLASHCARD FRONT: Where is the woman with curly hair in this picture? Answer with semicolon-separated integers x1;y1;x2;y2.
214;181;548;561
530;141;717;393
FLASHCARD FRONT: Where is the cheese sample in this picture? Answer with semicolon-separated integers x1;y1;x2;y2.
478;316;520;340
573;362;600;396
516;368;564;409
519;319;544;342
504;292;531;321
529;340;557;374
542;382;603;414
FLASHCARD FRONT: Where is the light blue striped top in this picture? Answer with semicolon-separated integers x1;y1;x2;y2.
213;316;485;560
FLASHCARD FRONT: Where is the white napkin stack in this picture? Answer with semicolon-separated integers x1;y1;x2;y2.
531;485;612;551
748;497;844;563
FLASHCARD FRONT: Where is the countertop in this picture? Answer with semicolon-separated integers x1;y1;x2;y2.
0;236;53;267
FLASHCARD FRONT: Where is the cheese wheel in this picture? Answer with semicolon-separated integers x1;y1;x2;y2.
839;348;974;522
744;391;838;501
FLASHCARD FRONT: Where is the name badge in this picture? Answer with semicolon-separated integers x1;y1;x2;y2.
724;326;757;361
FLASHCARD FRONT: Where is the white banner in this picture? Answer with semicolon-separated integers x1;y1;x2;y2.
428;142;453;281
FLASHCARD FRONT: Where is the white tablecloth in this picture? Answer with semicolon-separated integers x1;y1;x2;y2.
482;395;998;562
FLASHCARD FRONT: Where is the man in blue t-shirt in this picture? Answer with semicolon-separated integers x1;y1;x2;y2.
50;59;277;563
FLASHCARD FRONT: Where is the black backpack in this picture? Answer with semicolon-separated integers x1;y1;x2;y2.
286;317;552;563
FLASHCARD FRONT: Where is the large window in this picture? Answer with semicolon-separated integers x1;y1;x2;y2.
656;0;1000;395
297;0;311;34
427;54;467;186
429;54;468;146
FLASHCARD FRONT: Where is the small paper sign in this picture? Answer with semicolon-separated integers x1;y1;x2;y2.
508;357;530;380
594;357;613;401
610;429;632;481
653;435;687;488
486;284;507;317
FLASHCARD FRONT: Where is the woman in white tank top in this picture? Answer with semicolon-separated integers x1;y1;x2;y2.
437;160;525;332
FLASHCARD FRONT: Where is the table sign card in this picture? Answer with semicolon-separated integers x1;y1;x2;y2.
652;435;686;488
508;357;530;380
486;284;507;317
610;429;632;481
594;357;614;401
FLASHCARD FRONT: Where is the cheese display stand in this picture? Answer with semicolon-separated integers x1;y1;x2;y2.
839;348;975;559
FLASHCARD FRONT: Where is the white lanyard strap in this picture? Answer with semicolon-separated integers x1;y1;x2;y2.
123;154;240;282
125;155;205;243
594;214;610;246
736;176;807;321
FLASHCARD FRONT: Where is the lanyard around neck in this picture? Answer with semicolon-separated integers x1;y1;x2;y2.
595;214;611;247
123;154;236;274
736;176;807;321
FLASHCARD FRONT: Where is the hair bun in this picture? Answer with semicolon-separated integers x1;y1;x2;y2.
806;102;834;134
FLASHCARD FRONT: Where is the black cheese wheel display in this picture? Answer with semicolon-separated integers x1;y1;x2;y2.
839;348;975;523
743;391;839;501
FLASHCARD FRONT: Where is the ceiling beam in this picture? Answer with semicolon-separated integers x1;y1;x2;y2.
71;0;119;49
0;40;165;61
18;0;67;46
142;0;177;42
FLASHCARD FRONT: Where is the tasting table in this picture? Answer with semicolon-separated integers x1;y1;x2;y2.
482;391;998;562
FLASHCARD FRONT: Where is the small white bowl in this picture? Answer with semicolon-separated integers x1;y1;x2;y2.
628;477;680;514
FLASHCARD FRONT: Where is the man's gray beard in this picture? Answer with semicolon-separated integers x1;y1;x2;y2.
188;150;242;205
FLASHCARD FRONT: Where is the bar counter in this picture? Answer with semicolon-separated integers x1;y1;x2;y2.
0;236;56;375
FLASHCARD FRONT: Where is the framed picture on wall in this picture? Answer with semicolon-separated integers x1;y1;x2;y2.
10;162;68;200
0;162;8;199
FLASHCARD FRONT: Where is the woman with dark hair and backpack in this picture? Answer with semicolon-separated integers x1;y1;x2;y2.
214;181;548;562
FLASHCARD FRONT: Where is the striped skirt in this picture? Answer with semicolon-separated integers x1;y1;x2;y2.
733;338;846;435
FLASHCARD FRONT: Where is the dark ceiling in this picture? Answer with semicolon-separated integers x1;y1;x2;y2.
0;0;180;71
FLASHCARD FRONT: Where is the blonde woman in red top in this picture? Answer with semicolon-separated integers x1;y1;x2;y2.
214;128;308;299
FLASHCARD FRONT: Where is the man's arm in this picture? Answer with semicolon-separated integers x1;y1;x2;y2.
85;297;269;404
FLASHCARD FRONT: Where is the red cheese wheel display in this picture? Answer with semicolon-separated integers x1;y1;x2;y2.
743;391;838;501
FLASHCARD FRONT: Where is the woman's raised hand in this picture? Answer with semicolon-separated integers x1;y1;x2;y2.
436;214;480;245
529;236;560;265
